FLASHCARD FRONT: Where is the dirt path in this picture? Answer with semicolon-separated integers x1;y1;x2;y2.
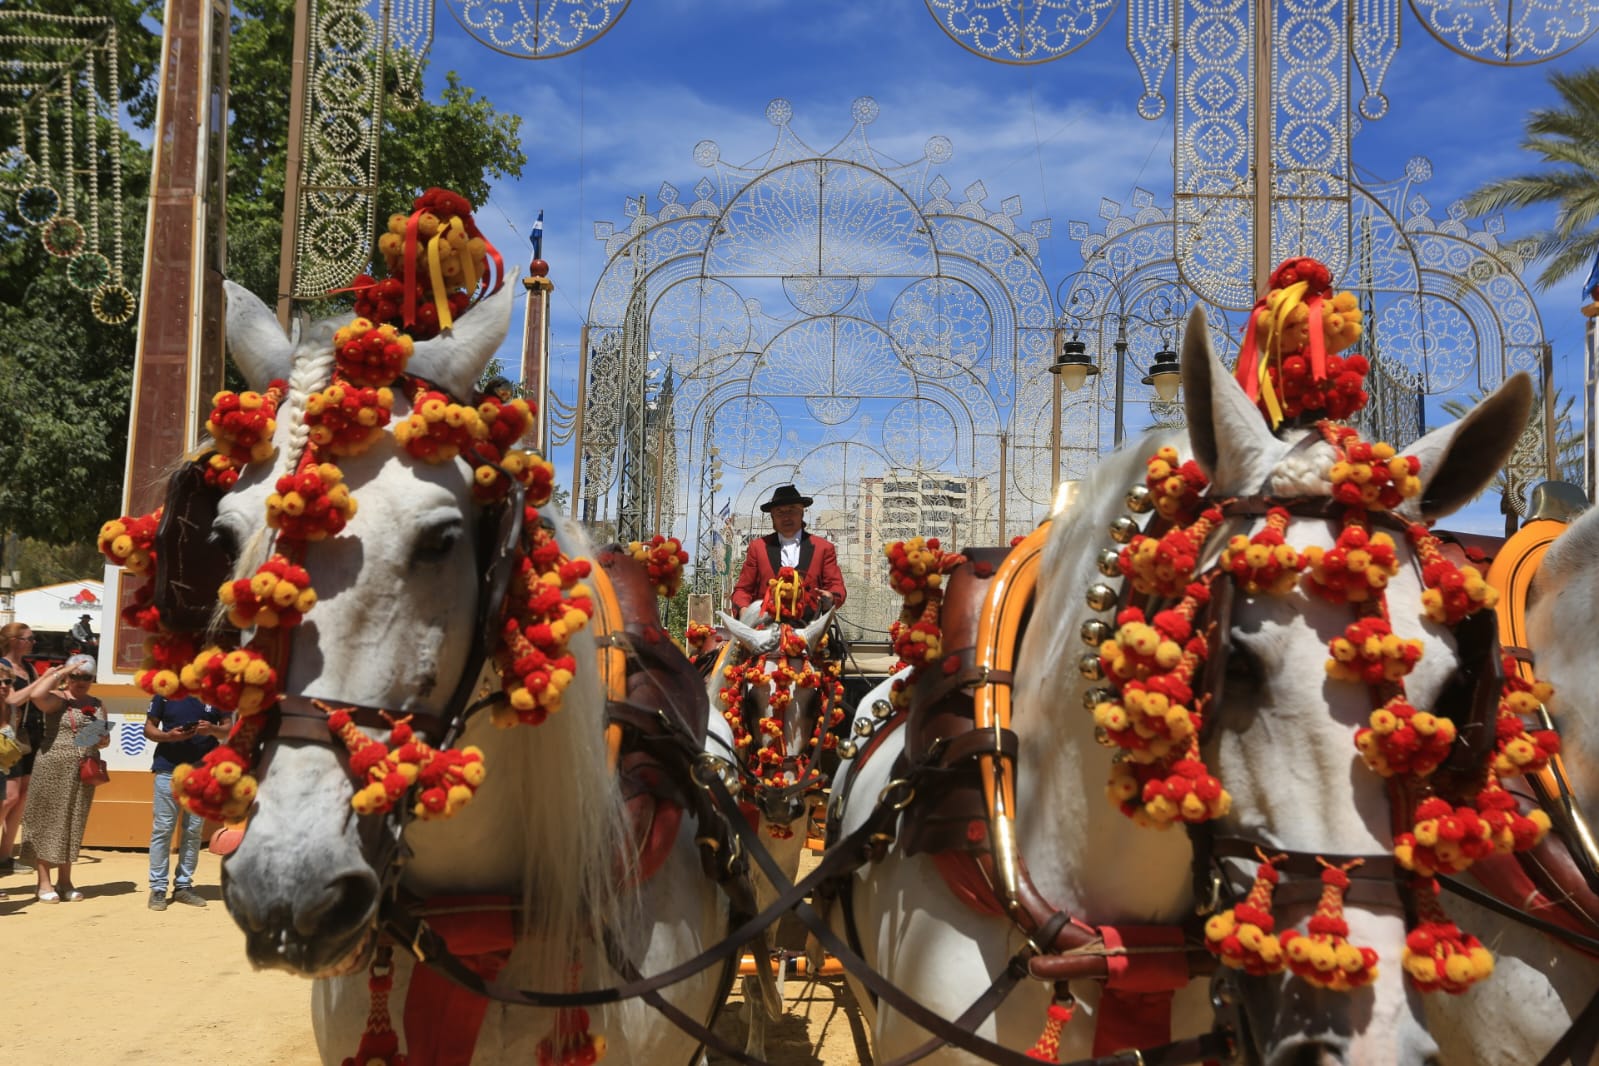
3;849;870;1065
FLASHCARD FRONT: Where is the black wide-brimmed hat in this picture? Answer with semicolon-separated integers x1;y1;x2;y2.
760;484;813;512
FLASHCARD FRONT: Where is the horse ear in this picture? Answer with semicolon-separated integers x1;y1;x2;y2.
1399;372;1533;523
1181;305;1277;492
800;608;832;651
719;612;774;654
224;281;295;391
405;269;521;398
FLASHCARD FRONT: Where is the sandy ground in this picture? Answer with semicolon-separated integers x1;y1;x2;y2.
2;848;870;1066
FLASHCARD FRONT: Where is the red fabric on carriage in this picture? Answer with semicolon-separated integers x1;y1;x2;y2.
403;896;517;1066
1093;925;1189;1058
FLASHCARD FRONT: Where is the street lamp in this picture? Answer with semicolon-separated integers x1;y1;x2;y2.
1142;347;1182;402
1053;269;1188;451
1049;331;1098;488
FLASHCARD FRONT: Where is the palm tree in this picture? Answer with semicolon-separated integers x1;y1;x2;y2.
1462;67;1599;291
1441;388;1585;534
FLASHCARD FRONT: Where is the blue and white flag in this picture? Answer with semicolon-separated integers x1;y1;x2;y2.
1581;249;1599;303
530;210;545;261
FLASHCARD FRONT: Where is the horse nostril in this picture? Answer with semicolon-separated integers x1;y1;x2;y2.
1289;1045;1343;1066
296;871;380;938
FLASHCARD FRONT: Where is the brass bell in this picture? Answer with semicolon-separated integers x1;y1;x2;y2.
853;718;874;738
1080;618;1112;646
871;699;893;720
1109;515;1140;543
1078;653;1104;680
1126;484;1154;513
837;741;858;760
1096;548;1122;577
1082;687;1114;710
1085;582;1119;612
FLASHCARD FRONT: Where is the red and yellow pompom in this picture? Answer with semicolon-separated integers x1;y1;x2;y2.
98;509;162;573
1322;426;1420;512
1206;855;1287;976
1403;880;1493;994
267;462;357;541
206;384;284;465
332;318;415;387
1325;617;1423;686
1118;508;1221;598
1300;524;1399;604
172;746;258;821
1354;695;1457;778
490;521;595;727
134;630;200;698
1220;507;1304;595
304;382;394;456
395;389;489;464
1145;446;1209;521
1411;525;1498;625
180;645;280;715
1394;797;1495;877
626;535;689;597
219;555;317;629
1279;862;1379;991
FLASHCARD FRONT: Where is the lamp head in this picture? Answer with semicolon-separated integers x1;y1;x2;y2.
1049;336;1098;393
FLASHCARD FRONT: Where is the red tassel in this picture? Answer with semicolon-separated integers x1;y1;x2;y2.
1026;999;1075;1062
1280;859;1379;991
343;947;407;1066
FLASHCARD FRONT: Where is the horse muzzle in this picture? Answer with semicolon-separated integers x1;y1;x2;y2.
224;862;381;976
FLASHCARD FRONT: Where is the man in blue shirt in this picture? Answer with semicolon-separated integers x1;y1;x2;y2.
144;694;227;911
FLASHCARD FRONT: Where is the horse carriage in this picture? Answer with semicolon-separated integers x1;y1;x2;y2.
96;191;1599;1066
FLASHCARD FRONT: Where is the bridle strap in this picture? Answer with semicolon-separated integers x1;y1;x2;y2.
709;771;1236;1066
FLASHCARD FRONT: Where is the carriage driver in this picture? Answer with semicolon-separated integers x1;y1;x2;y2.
730;484;847;620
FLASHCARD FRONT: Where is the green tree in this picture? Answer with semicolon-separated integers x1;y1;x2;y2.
0;1;158;545
1462;67;1599;291
0;0;527;549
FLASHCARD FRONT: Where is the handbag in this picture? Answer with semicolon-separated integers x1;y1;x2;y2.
0;726;20;771
79;754;110;787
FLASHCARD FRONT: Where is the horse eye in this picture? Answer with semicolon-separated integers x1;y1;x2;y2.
208;520;241;561
1224;642;1263;688
413;519;463;563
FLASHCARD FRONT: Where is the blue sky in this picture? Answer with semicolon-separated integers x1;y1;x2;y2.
345;4;1596;534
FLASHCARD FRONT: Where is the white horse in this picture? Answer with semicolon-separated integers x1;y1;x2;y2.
1417;501;1599;1066
829;308;1536;1065
712;605;836;1057
216;280;730;1065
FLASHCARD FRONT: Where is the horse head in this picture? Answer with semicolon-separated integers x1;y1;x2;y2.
1015;306;1531;1065
1182;309;1530;1063
714;606;839;830
212;278;632;981
1526;500;1599;820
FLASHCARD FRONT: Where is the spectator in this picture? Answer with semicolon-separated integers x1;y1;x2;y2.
16;655;104;902
0;622;47;876
144;693;227;910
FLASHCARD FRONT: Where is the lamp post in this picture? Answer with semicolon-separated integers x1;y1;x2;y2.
1052;270;1187;453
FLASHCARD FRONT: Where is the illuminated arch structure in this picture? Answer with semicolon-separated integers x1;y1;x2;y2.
579;98;1069;630
1064;156;1553;518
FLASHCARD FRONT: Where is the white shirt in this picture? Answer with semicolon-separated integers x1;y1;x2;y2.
778;532;801;569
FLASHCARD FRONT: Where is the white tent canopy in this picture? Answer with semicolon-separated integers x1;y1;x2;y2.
7;579;104;631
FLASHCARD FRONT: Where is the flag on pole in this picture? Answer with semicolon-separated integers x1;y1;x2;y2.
1581;249;1599;303
530;210;545;261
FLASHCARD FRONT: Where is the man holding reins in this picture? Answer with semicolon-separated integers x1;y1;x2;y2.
730;484;847;620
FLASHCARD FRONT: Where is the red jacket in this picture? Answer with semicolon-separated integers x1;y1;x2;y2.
730;531;847;613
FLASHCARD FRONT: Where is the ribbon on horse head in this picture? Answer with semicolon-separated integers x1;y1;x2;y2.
1233;257;1364;429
